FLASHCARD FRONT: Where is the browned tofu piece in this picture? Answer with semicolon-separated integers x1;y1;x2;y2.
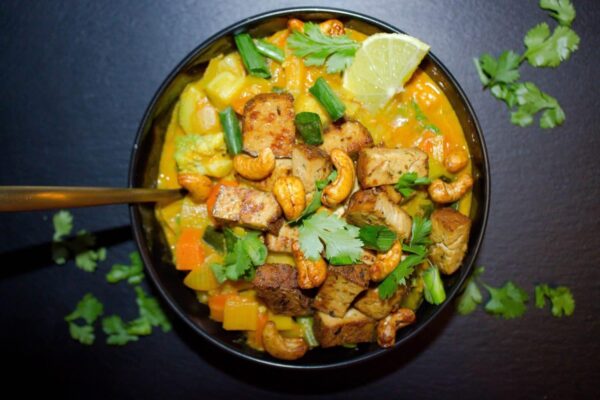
354;286;406;320
314;308;376;348
243;93;295;158
357;147;428;188
211;185;282;231
429;208;472;275
319;121;373;157
345;189;413;242
291;144;332;196
313;265;369;317
253;264;312;316
237;159;292;192
265;224;298;253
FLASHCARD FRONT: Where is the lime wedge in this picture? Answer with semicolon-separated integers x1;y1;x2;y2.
343;33;430;111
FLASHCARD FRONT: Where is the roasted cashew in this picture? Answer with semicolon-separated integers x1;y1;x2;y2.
444;149;469;173
428;173;474;204
322;149;355;208
376;308;416;348
292;241;327;289
262;321;308;360
177;173;212;203
319;19;345;36
287;18;304;32
369;241;402;282
233;148;275;181
272;176;306;220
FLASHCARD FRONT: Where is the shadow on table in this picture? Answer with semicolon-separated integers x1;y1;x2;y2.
0;226;132;279
170;296;456;395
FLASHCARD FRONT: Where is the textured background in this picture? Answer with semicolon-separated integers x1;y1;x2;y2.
1;1;599;398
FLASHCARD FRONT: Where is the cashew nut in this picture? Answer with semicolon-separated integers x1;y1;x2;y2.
287;18;304;32
319;19;345;36
322;149;355;208
233;148;275;181
177;173;212;203
428;173;474;204
444;149;469;173
376;308;416;348
262;321;308;360
272;176;306;220
369;241;402;282
292;241;327;289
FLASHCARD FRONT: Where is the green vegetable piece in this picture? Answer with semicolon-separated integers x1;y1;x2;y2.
295;112;323;145
65;293;104;325
378;254;422;300
395;172;432;198
106;251;144;285
456;266;485;315
412;100;441;134
474;51;521;87
297;317;319;348
53;210;73;241
483;281;529;319
102;315;139;346
287;22;360;73
535;284;575;317
254;38;285;63
135;286;172;332
423;265;446;305
202;226;225;252
358;225;397;252
68;322;95;345
523;23;579;68
309;77;345;121
540;0;575;27
234;33;271;78
219;106;243;155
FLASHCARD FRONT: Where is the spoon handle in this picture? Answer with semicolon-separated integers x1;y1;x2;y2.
0;186;183;212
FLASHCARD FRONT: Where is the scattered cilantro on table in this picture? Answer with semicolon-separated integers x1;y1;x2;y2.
65;293;104;345
457;266;485;315
106;251;144;285
483;281;529;319
535;284;575;317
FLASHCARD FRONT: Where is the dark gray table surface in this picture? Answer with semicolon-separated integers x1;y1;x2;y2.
1;1;599;398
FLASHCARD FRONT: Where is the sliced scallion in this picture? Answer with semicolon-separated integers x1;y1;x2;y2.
423;265;446;305
218;107;243;155
295;112;323;145
254;39;285;63
308;77;345;121
234;33;271;78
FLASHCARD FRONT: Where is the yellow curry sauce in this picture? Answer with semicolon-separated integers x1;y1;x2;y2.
155;25;472;352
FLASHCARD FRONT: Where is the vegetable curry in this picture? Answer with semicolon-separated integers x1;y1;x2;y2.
155;18;474;360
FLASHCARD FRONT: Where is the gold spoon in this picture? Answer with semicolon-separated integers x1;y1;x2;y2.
0;186;183;212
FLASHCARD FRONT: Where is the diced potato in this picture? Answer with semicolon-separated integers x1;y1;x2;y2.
180;198;210;229
184;259;220;291
223;297;259;331
178;83;221;135
220;52;246;77
268;312;294;330
206;71;246;109
294;92;330;126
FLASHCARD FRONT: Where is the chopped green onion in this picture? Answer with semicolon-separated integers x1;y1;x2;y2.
423;265;446;305
254;39;285;63
329;255;355;265
297;317;319;348
202;226;225;252
309;77;345;121
234;33;271;78
359;225;397;252
295;112;323;145
218;107;243;155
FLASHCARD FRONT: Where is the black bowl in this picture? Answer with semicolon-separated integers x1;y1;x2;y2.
129;7;490;369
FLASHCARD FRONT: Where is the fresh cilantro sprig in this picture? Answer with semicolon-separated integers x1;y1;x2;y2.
65;293;104;345
402;216;432;257
395;172;432;198
358;225;397;252
483;281;529;319
540;0;575;27
102;315;140;345
457;266;485;315
535;284;575;317
106;251;144;285
378;255;423;300
287;22;360;73
298;211;363;263
290;170;337;223
523;23;579;67
210;229;267;283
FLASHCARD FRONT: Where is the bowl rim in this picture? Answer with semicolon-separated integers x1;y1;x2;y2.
129;6;490;370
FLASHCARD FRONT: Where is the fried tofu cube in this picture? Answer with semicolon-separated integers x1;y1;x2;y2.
291;144;333;196
265;224;299;253
345;189;413;242
357;147;428;188
429;208;472;275
313;264;369;317
211;185;282;231
314;308;376;348
242;93;296;158
253;264;312;316
354;286;406;320
319;121;373;157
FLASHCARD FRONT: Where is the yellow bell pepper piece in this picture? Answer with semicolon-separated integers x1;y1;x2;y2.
183;260;219;291
223;296;259;331
268;312;294;331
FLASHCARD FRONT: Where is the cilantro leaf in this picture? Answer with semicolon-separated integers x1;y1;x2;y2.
378;254;423;299
68;322;95;345
65;293;104;325
535;284;575;317
299;212;363;263
540;0;575;27
106;251;144;285
510;82;565;128
52;242;70;265
483;281;529;319
456;266;485;315
395;172;432;198
474;51;521;86
524;23;580;68
102;315;139;345
53;210;73;241
358;225;397;252
134;286;172;332
287;22;360;73
75;247;106;272
411;100;441;134
212;229;267;282
292;171;337;223
402;216;432;256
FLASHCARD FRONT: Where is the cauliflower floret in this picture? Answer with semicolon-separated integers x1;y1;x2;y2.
174;133;233;178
